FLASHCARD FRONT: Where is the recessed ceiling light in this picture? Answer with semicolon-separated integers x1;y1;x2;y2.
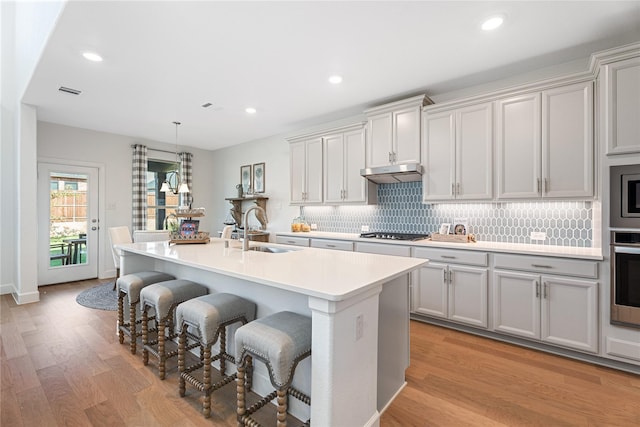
82;51;103;62
329;75;343;84
481;15;504;31
245;107;257;114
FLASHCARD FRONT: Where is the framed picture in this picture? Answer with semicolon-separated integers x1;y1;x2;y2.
253;162;265;193
439;223;451;235
180;219;199;236
240;164;252;194
453;217;469;235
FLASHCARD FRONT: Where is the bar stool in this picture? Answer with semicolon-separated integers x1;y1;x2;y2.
140;279;208;379
117;271;175;354
235;311;312;427
176;293;257;418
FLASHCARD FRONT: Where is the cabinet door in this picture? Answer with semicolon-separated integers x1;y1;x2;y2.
493;270;540;339
366;112;393;168
305;137;324;204
496;93;542;199
323;134;345;204
448;265;488;328
290;141;306;204
393;105;421;164
603;57;640;155
423;111;455;201
541;276;598;353
413;263;448;318
343;128;367;203
456;102;493;200
542;81;593;198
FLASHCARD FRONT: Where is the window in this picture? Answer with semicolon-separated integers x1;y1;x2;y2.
146;160;179;231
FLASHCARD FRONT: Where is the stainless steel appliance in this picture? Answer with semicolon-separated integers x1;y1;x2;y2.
610;164;640;228
360;163;423;184
359;232;429;241
610;231;640;329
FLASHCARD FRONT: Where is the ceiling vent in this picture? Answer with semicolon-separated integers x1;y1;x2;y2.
202;102;213;108
58;86;82;95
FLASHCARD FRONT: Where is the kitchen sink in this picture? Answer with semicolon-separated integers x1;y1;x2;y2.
249;246;299;254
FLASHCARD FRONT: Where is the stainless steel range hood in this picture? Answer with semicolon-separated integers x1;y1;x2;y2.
360;163;423;184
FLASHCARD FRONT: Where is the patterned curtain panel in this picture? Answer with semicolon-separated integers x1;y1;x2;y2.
132;144;148;231
180;152;193;207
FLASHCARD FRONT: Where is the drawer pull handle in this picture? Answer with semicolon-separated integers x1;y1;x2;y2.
326;244;336;248
441;255;456;259
531;264;553;269
287;241;296;244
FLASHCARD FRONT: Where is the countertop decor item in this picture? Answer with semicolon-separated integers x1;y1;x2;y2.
170;231;210;244
430;233;476;243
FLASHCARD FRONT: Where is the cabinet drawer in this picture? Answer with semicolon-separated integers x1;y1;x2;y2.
412;247;488;267
310;239;353;251
275;235;310;247
493;254;598;279
354;242;411;257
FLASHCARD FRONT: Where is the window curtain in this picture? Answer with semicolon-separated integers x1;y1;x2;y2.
179;152;193;207
132;144;148;231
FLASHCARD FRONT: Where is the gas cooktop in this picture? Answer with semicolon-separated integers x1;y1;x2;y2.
359;232;430;241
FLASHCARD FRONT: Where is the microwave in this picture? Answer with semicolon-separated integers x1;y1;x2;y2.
611;164;640;228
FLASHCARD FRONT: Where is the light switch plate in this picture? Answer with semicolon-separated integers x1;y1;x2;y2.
361;225;369;232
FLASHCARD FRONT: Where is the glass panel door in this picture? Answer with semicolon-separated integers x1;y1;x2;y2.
38;163;98;285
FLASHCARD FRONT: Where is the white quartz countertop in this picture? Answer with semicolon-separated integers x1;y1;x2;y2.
275;231;604;260
118;239;426;301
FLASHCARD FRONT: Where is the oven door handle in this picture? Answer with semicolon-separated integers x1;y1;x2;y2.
613;246;640;255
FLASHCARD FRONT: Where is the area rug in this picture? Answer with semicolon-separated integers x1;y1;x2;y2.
76;282;117;311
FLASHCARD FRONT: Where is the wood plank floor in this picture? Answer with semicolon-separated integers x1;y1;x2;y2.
1;279;639;426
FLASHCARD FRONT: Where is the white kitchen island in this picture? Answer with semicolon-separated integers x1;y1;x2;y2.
118;238;427;427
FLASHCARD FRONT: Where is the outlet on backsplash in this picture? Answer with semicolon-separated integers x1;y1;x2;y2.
530;231;547;241
361;225;370;232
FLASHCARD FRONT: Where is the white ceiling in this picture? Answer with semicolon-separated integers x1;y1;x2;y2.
24;1;640;151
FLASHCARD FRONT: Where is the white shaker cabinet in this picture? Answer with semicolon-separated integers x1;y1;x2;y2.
493;254;598;354
496;82;593;199
423;102;493;201
289;137;323;205
412;247;488;328
602;56;640;155
324;126;375;204
542;82;594;198
365;95;429;168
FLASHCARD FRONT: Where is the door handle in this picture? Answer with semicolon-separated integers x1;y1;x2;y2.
543;282;548;299
535;281;540;298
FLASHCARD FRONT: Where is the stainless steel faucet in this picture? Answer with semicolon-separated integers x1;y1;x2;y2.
243;205;268;251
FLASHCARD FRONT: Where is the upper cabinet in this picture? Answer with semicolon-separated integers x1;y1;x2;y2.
496;81;594;199
288;122;375;206
364;95;432;168
323;124;376;204
601;56;640;155
289;137;323;205
423;102;493;201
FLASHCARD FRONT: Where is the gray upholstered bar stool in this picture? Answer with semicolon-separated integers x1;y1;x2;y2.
139;279;208;379
235;311;312;427
117;271;175;354
176;293;257;418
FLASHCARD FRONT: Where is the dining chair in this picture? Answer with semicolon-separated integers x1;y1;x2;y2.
133;230;170;242
108;226;133;288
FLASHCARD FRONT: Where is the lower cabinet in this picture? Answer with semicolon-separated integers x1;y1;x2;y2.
493;270;598;353
412;247;488;328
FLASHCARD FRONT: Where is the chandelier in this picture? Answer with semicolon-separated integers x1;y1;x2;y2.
160;121;190;194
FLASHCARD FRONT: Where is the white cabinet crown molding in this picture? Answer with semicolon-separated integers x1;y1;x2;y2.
363;94;433;116
286;122;366;143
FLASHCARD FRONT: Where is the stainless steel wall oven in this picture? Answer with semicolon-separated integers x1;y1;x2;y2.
610;231;640;329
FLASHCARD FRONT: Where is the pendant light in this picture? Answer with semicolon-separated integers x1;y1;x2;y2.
160;121;190;194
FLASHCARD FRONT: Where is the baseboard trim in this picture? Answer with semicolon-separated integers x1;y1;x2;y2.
11;289;40;305
0;282;15;295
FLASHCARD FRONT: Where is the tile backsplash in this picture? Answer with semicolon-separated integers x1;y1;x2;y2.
300;181;593;247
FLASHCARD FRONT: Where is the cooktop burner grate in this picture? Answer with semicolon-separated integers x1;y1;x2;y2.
359;232;430;241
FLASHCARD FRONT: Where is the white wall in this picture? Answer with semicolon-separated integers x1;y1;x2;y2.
1;0;65;300
37;121;216;278
209;115;366;239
